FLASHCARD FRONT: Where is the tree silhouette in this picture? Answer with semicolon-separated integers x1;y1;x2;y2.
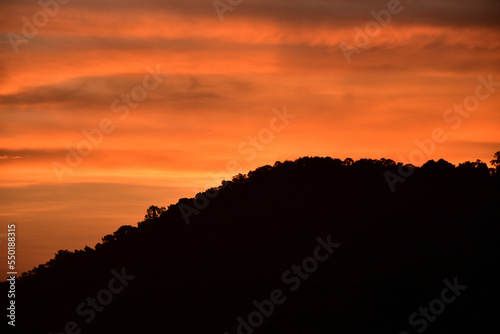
3;153;500;334
144;205;166;221
491;151;500;173
343;157;354;166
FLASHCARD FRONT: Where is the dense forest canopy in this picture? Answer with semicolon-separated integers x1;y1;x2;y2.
2;153;499;333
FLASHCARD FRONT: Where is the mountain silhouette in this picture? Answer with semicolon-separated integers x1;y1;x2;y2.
2;155;500;334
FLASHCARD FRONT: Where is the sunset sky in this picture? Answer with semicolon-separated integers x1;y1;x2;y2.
1;0;499;277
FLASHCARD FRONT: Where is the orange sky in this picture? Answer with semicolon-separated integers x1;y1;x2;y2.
1;0;499;278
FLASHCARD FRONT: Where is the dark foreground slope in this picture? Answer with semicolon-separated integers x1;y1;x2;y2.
2;157;500;334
